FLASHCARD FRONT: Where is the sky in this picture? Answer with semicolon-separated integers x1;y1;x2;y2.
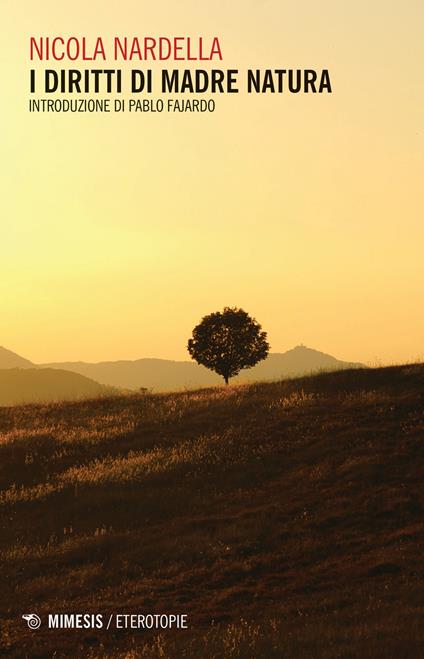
1;1;423;364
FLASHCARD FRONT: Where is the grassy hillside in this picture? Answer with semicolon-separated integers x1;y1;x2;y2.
0;368;113;406
0;365;423;658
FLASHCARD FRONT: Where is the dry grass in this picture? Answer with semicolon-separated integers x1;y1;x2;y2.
0;365;423;657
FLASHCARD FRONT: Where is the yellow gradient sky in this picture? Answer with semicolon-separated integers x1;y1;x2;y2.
1;1;423;364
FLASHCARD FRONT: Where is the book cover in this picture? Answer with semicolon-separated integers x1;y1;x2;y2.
1;2;423;657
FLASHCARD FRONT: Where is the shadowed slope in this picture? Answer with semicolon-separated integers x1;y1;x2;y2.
0;364;422;657
0;368;113;406
0;346;34;370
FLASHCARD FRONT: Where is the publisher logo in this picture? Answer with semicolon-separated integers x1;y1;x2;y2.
22;614;41;630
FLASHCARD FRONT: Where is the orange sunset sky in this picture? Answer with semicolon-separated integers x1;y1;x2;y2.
1;1;423;364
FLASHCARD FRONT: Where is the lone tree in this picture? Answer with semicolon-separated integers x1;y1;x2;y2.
187;307;270;385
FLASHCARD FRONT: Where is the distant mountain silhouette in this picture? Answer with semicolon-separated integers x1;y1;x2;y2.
0;346;34;369
0;369;113;406
42;346;363;391
248;346;363;381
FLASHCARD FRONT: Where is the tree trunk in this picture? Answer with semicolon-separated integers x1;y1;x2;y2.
224;375;229;385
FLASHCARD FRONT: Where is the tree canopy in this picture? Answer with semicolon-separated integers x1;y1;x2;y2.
187;307;270;384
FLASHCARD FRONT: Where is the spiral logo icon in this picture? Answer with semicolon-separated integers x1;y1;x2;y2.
22;614;41;630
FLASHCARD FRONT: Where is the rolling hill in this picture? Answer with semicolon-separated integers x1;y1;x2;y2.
0;364;422;657
42;345;363;390
0;346;34;369
0;344;363;402
0;368;113;406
